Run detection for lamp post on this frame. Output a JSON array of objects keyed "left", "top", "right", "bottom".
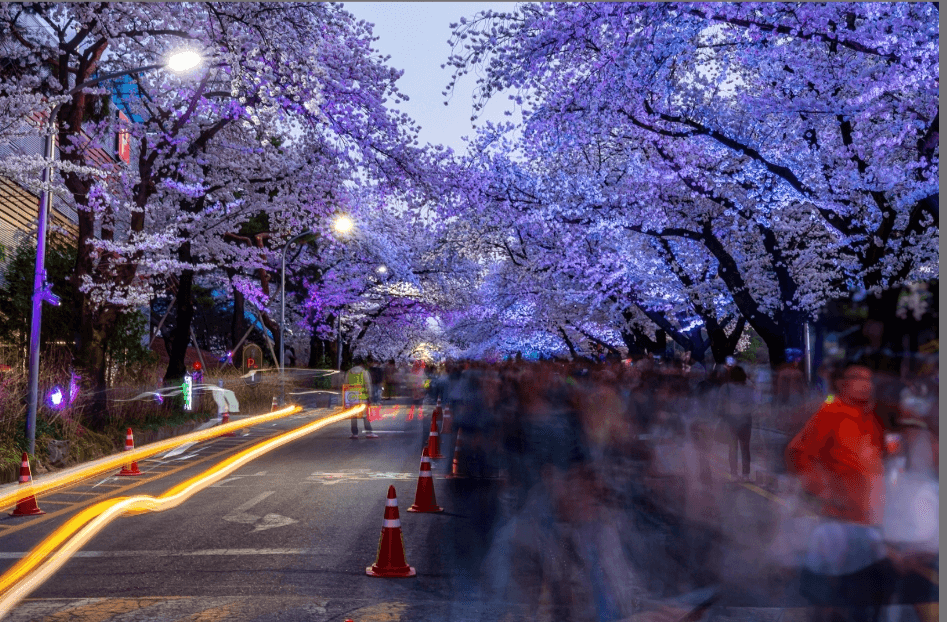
[
  {"left": 26, "top": 52, "right": 202, "bottom": 455},
  {"left": 278, "top": 214, "right": 353, "bottom": 405},
  {"left": 279, "top": 230, "right": 318, "bottom": 406},
  {"left": 332, "top": 215, "right": 353, "bottom": 373}
]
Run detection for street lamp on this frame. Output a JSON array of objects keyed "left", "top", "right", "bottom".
[
  {"left": 333, "top": 214, "right": 354, "bottom": 234},
  {"left": 25, "top": 51, "right": 203, "bottom": 455},
  {"left": 279, "top": 230, "right": 319, "bottom": 406},
  {"left": 332, "top": 215, "right": 354, "bottom": 370}
]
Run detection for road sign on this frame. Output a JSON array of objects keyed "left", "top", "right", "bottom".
[{"left": 243, "top": 344, "right": 263, "bottom": 386}]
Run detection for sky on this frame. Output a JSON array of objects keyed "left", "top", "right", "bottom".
[{"left": 341, "top": 2, "right": 520, "bottom": 155}]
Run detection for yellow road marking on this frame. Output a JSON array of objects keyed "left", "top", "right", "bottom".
[
  {"left": 36, "top": 597, "right": 170, "bottom": 622},
  {"left": 349, "top": 601, "right": 408, "bottom": 622},
  {"left": 708, "top": 454, "right": 793, "bottom": 508},
  {"left": 24, "top": 501, "right": 74, "bottom": 506},
  {"left": 45, "top": 491, "right": 102, "bottom": 496},
  {"left": 175, "top": 600, "right": 244, "bottom": 622}
]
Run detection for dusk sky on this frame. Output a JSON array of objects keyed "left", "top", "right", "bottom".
[{"left": 342, "top": 2, "right": 520, "bottom": 155}]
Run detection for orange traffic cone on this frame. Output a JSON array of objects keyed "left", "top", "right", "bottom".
[
  {"left": 441, "top": 404, "right": 453, "bottom": 435},
  {"left": 408, "top": 447, "right": 443, "bottom": 513},
  {"left": 271, "top": 396, "right": 278, "bottom": 411},
  {"left": 446, "top": 429, "right": 467, "bottom": 479},
  {"left": 9, "top": 453, "right": 44, "bottom": 516},
  {"left": 366, "top": 485, "right": 416, "bottom": 578},
  {"left": 426, "top": 417, "right": 443, "bottom": 459},
  {"left": 220, "top": 408, "right": 236, "bottom": 437},
  {"left": 432, "top": 399, "right": 442, "bottom": 429},
  {"left": 117, "top": 428, "right": 142, "bottom": 476}
]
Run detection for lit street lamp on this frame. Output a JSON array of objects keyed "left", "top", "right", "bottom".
[
  {"left": 26, "top": 51, "right": 202, "bottom": 455},
  {"left": 332, "top": 215, "right": 353, "bottom": 371}
]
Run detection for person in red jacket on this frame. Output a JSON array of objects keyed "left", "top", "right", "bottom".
[{"left": 786, "top": 363, "right": 897, "bottom": 622}]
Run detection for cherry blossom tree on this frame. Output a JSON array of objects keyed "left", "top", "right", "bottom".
[
  {"left": 442, "top": 2, "right": 938, "bottom": 365},
  {"left": 0, "top": 3, "right": 440, "bottom": 418}
]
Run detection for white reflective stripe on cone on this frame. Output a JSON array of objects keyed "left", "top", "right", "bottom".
[
  {"left": 421, "top": 457, "right": 431, "bottom": 464},
  {"left": 383, "top": 519, "right": 401, "bottom": 528},
  {"left": 419, "top": 472, "right": 432, "bottom": 478},
  {"left": 386, "top": 498, "right": 398, "bottom": 507},
  {"left": 430, "top": 432, "right": 438, "bottom": 437}
]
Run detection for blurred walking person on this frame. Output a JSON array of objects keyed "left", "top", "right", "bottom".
[
  {"left": 717, "top": 365, "right": 756, "bottom": 481},
  {"left": 786, "top": 363, "right": 897, "bottom": 622}
]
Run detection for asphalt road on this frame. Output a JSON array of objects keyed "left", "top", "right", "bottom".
[{"left": 0, "top": 397, "right": 862, "bottom": 622}]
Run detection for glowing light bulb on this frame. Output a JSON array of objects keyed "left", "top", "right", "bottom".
[
  {"left": 168, "top": 50, "right": 202, "bottom": 73},
  {"left": 333, "top": 215, "right": 354, "bottom": 234}
]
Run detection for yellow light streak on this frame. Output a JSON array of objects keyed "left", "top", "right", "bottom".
[
  {"left": 0, "top": 405, "right": 364, "bottom": 619},
  {"left": 0, "top": 405, "right": 305, "bottom": 512}
]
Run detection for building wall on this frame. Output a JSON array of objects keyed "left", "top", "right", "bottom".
[{"left": 0, "top": 176, "right": 78, "bottom": 256}]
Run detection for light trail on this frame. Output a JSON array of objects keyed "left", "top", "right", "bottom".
[
  {"left": 0, "top": 404, "right": 364, "bottom": 619},
  {"left": 0, "top": 405, "right": 305, "bottom": 511}
]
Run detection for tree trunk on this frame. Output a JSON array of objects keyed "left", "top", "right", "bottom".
[
  {"left": 78, "top": 308, "right": 115, "bottom": 428},
  {"left": 708, "top": 316, "right": 747, "bottom": 364},
  {"left": 655, "top": 329, "right": 667, "bottom": 356},
  {"left": 308, "top": 331, "right": 327, "bottom": 368},
  {"left": 164, "top": 266, "right": 194, "bottom": 384}
]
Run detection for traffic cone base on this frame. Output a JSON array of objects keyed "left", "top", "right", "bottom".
[
  {"left": 366, "top": 564, "right": 416, "bottom": 578},
  {"left": 366, "top": 486, "right": 416, "bottom": 578},
  {"left": 408, "top": 447, "right": 443, "bottom": 513},
  {"left": 10, "top": 453, "right": 45, "bottom": 516},
  {"left": 10, "top": 493, "right": 44, "bottom": 516},
  {"left": 117, "top": 428, "right": 142, "bottom": 476}
]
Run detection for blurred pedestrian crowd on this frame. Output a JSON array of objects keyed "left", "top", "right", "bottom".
[{"left": 363, "top": 352, "right": 938, "bottom": 622}]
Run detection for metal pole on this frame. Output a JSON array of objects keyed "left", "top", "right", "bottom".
[
  {"left": 26, "top": 113, "right": 60, "bottom": 456},
  {"left": 803, "top": 322, "right": 813, "bottom": 385},
  {"left": 279, "top": 231, "right": 316, "bottom": 406},
  {"left": 280, "top": 242, "right": 287, "bottom": 406},
  {"left": 336, "top": 311, "right": 342, "bottom": 371},
  {"left": 26, "top": 62, "right": 202, "bottom": 454}
]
